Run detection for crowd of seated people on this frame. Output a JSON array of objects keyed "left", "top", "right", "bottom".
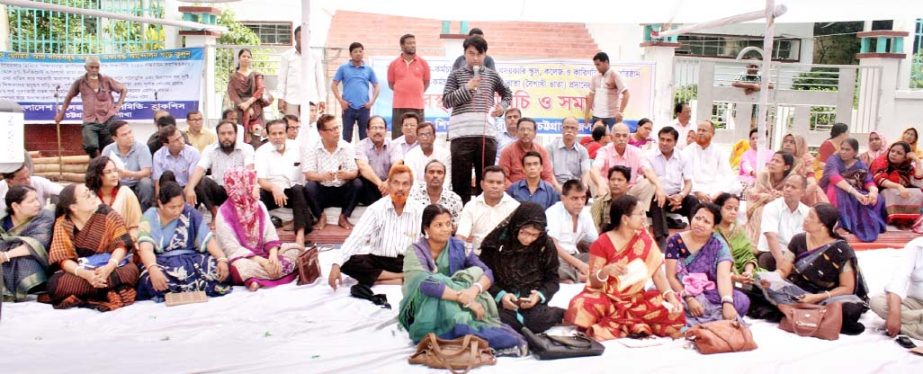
[{"left": 3, "top": 40, "right": 922, "bottom": 365}]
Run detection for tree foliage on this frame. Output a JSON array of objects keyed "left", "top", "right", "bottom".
[{"left": 812, "top": 22, "right": 863, "bottom": 65}]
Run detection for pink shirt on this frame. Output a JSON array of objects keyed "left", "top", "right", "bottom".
[
  {"left": 66, "top": 74, "right": 125, "bottom": 123},
  {"left": 387, "top": 55, "right": 430, "bottom": 109},
  {"left": 592, "top": 143, "right": 650, "bottom": 185}
]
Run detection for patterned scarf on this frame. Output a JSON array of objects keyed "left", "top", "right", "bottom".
[{"left": 222, "top": 168, "right": 261, "bottom": 248}]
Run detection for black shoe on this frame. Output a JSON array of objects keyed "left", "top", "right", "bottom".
[
  {"left": 270, "top": 216, "right": 283, "bottom": 228},
  {"left": 841, "top": 321, "right": 865, "bottom": 335},
  {"left": 350, "top": 284, "right": 391, "bottom": 309}
]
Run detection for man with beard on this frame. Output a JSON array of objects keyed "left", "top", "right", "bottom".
[
  {"left": 683, "top": 120, "right": 742, "bottom": 202},
  {"left": 256, "top": 119, "right": 312, "bottom": 245},
  {"left": 55, "top": 56, "right": 127, "bottom": 157},
  {"left": 328, "top": 164, "right": 421, "bottom": 292},
  {"left": 408, "top": 160, "right": 463, "bottom": 224},
  {"left": 387, "top": 33, "right": 430, "bottom": 140},
  {"left": 184, "top": 120, "right": 255, "bottom": 221}
]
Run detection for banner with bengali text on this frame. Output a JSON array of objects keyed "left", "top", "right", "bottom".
[
  {"left": 370, "top": 57, "right": 654, "bottom": 135},
  {"left": 0, "top": 48, "right": 204, "bottom": 123}
]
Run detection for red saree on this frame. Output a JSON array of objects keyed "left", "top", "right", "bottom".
[{"left": 564, "top": 230, "right": 684, "bottom": 340}]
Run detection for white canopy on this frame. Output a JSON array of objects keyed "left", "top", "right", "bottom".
[{"left": 325, "top": 0, "right": 923, "bottom": 23}]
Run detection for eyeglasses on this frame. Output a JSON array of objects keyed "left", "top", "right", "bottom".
[
  {"left": 322, "top": 125, "right": 341, "bottom": 132},
  {"left": 417, "top": 132, "right": 434, "bottom": 138}
]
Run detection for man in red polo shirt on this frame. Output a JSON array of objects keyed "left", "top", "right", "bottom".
[
  {"left": 55, "top": 55, "right": 128, "bottom": 157},
  {"left": 387, "top": 34, "right": 430, "bottom": 139}
]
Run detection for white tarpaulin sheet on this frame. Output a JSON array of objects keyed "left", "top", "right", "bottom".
[{"left": 3, "top": 248, "right": 923, "bottom": 373}]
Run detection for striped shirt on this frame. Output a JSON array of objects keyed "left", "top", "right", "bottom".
[
  {"left": 335, "top": 196, "right": 422, "bottom": 266},
  {"left": 442, "top": 66, "right": 512, "bottom": 140}
]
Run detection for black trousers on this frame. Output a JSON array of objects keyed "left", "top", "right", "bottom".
[
  {"left": 450, "top": 136, "right": 497, "bottom": 204},
  {"left": 357, "top": 176, "right": 383, "bottom": 206},
  {"left": 498, "top": 304, "right": 566, "bottom": 334},
  {"left": 304, "top": 179, "right": 361, "bottom": 218},
  {"left": 650, "top": 194, "right": 699, "bottom": 242},
  {"left": 259, "top": 184, "right": 311, "bottom": 232},
  {"left": 192, "top": 177, "right": 227, "bottom": 211},
  {"left": 341, "top": 254, "right": 403, "bottom": 286}
]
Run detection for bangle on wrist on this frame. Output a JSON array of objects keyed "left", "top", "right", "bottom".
[
  {"left": 455, "top": 290, "right": 463, "bottom": 302},
  {"left": 721, "top": 295, "right": 734, "bottom": 304},
  {"left": 218, "top": 257, "right": 228, "bottom": 263},
  {"left": 473, "top": 283, "right": 484, "bottom": 294},
  {"left": 463, "top": 301, "right": 473, "bottom": 308},
  {"left": 662, "top": 289, "right": 675, "bottom": 298},
  {"left": 824, "top": 291, "right": 832, "bottom": 300},
  {"left": 594, "top": 269, "right": 608, "bottom": 282},
  {"left": 74, "top": 267, "right": 82, "bottom": 277}
]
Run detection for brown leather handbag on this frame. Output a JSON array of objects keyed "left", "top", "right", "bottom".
[
  {"left": 296, "top": 246, "right": 321, "bottom": 286},
  {"left": 778, "top": 302, "right": 843, "bottom": 340},
  {"left": 685, "top": 319, "right": 758, "bottom": 354},
  {"left": 408, "top": 333, "right": 496, "bottom": 373}
]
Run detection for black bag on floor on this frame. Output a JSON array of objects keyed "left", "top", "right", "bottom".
[{"left": 521, "top": 327, "right": 605, "bottom": 360}]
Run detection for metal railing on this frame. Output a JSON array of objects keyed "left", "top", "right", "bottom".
[{"left": 7, "top": 0, "right": 165, "bottom": 54}]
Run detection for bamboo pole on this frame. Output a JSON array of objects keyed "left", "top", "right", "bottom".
[{"left": 32, "top": 155, "right": 91, "bottom": 164}]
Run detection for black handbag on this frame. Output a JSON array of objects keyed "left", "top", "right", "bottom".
[{"left": 521, "top": 328, "right": 605, "bottom": 360}]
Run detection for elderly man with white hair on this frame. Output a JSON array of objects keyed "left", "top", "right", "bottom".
[
  {"left": 592, "top": 122, "right": 667, "bottom": 215},
  {"left": 55, "top": 55, "right": 128, "bottom": 157},
  {"left": 683, "top": 120, "right": 742, "bottom": 202}
]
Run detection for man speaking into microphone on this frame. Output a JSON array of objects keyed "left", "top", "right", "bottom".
[
  {"left": 55, "top": 56, "right": 128, "bottom": 157},
  {"left": 442, "top": 35, "right": 512, "bottom": 204}
]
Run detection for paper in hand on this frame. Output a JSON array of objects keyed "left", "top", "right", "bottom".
[{"left": 617, "top": 259, "right": 648, "bottom": 291}]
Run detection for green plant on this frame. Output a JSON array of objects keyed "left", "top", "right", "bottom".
[{"left": 912, "top": 53, "right": 923, "bottom": 89}]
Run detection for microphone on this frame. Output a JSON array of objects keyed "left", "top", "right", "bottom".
[{"left": 472, "top": 65, "right": 480, "bottom": 92}]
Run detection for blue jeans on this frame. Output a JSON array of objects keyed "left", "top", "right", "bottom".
[{"left": 342, "top": 107, "right": 370, "bottom": 142}]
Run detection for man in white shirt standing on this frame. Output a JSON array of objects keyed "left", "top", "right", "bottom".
[
  {"left": 683, "top": 120, "right": 742, "bottom": 202},
  {"left": 584, "top": 52, "right": 630, "bottom": 129},
  {"left": 545, "top": 180, "right": 598, "bottom": 283},
  {"left": 278, "top": 26, "right": 326, "bottom": 117},
  {"left": 328, "top": 165, "right": 420, "bottom": 291},
  {"left": 256, "top": 119, "right": 312, "bottom": 245},
  {"left": 757, "top": 174, "right": 809, "bottom": 271},
  {"left": 456, "top": 166, "right": 520, "bottom": 254}
]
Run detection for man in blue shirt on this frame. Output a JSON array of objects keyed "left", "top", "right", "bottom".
[
  {"left": 506, "top": 151, "right": 559, "bottom": 210},
  {"left": 332, "top": 42, "right": 380, "bottom": 142}
]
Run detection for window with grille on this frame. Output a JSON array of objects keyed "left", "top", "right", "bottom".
[{"left": 241, "top": 22, "right": 293, "bottom": 46}]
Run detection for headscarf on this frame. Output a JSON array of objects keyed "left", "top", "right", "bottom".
[
  {"left": 477, "top": 202, "right": 559, "bottom": 297},
  {"left": 784, "top": 133, "right": 813, "bottom": 178},
  {"left": 861, "top": 131, "right": 887, "bottom": 164},
  {"left": 902, "top": 127, "right": 923, "bottom": 158},
  {"left": 479, "top": 202, "right": 549, "bottom": 254},
  {"left": 222, "top": 167, "right": 261, "bottom": 247}
]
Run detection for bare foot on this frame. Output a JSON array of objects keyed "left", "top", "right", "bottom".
[
  {"left": 338, "top": 214, "right": 353, "bottom": 230},
  {"left": 313, "top": 218, "right": 327, "bottom": 231},
  {"left": 248, "top": 282, "right": 262, "bottom": 292}
]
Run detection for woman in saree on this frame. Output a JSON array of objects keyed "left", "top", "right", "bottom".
[
  {"left": 819, "top": 137, "right": 886, "bottom": 242},
  {"left": 479, "top": 202, "right": 565, "bottom": 334},
  {"left": 814, "top": 122, "right": 849, "bottom": 179},
  {"left": 86, "top": 156, "right": 142, "bottom": 242},
  {"left": 46, "top": 184, "right": 139, "bottom": 311},
  {"left": 745, "top": 151, "right": 794, "bottom": 241},
  {"left": 738, "top": 128, "right": 773, "bottom": 189},
  {"left": 665, "top": 203, "right": 750, "bottom": 326},
  {"left": 214, "top": 168, "right": 299, "bottom": 291},
  {"left": 227, "top": 48, "right": 269, "bottom": 148},
  {"left": 781, "top": 133, "right": 826, "bottom": 206},
  {"left": 136, "top": 182, "right": 232, "bottom": 302},
  {"left": 872, "top": 141, "right": 923, "bottom": 227},
  {"left": 399, "top": 204, "right": 527, "bottom": 356},
  {"left": 901, "top": 127, "right": 923, "bottom": 159},
  {"left": 859, "top": 131, "right": 887, "bottom": 166},
  {"left": 751, "top": 203, "right": 869, "bottom": 335},
  {"left": 1, "top": 185, "right": 54, "bottom": 301},
  {"left": 714, "top": 193, "right": 762, "bottom": 285},
  {"left": 628, "top": 118, "right": 655, "bottom": 150},
  {"left": 565, "top": 195, "right": 685, "bottom": 340}
]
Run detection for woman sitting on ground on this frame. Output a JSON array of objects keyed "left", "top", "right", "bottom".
[
  {"left": 745, "top": 151, "right": 794, "bottom": 241},
  {"left": 780, "top": 133, "right": 826, "bottom": 205},
  {"left": 714, "top": 193, "right": 762, "bottom": 286},
  {"left": 214, "top": 168, "right": 299, "bottom": 291},
  {"left": 86, "top": 155, "right": 142, "bottom": 242},
  {"left": 479, "top": 202, "right": 566, "bottom": 334},
  {"left": 815, "top": 122, "right": 850, "bottom": 178},
  {"left": 859, "top": 131, "right": 887, "bottom": 166},
  {"left": 901, "top": 127, "right": 923, "bottom": 159},
  {"left": 46, "top": 184, "right": 139, "bottom": 311},
  {"left": 665, "top": 203, "right": 750, "bottom": 326},
  {"left": 628, "top": 118, "right": 655, "bottom": 151},
  {"left": 750, "top": 203, "right": 869, "bottom": 335},
  {"left": 565, "top": 195, "right": 685, "bottom": 340},
  {"left": 738, "top": 128, "right": 773, "bottom": 189},
  {"left": 0, "top": 185, "right": 54, "bottom": 301},
  {"left": 871, "top": 141, "right": 923, "bottom": 228},
  {"left": 819, "top": 137, "right": 885, "bottom": 242},
  {"left": 136, "top": 181, "right": 232, "bottom": 302},
  {"left": 399, "top": 204, "right": 527, "bottom": 356},
  {"left": 871, "top": 237, "right": 923, "bottom": 340}
]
